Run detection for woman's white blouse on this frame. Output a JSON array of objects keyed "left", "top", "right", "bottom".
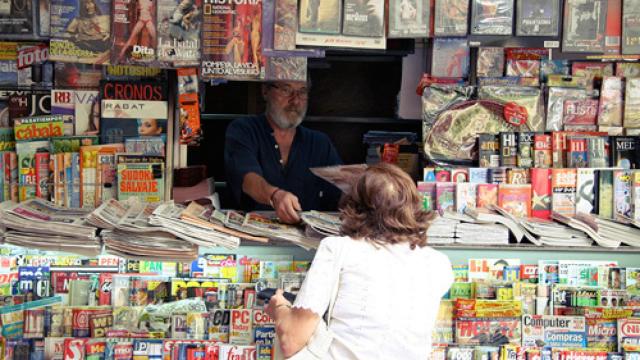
[{"left": 293, "top": 236, "right": 454, "bottom": 360}]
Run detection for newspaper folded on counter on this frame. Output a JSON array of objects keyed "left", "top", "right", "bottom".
[
  {"left": 0, "top": 199, "right": 97, "bottom": 240},
  {"left": 150, "top": 202, "right": 241, "bottom": 249},
  {"left": 242, "top": 213, "right": 319, "bottom": 250}
]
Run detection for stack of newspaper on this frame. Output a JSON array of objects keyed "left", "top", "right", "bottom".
[
  {"left": 552, "top": 212, "right": 621, "bottom": 248},
  {"left": 519, "top": 217, "right": 592, "bottom": 247},
  {"left": 301, "top": 211, "right": 341, "bottom": 237},
  {"left": 0, "top": 199, "right": 100, "bottom": 256},
  {"left": 241, "top": 213, "right": 319, "bottom": 250},
  {"left": 427, "top": 215, "right": 458, "bottom": 244},
  {"left": 88, "top": 199, "right": 199, "bottom": 260},
  {"left": 455, "top": 223, "right": 510, "bottom": 245},
  {"left": 575, "top": 212, "right": 640, "bottom": 247},
  {"left": 464, "top": 207, "right": 526, "bottom": 243},
  {"left": 149, "top": 202, "right": 241, "bottom": 249},
  {"left": 210, "top": 210, "right": 269, "bottom": 242},
  {"left": 180, "top": 202, "right": 268, "bottom": 243}
]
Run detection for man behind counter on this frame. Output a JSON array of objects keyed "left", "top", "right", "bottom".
[{"left": 224, "top": 80, "right": 343, "bottom": 224}]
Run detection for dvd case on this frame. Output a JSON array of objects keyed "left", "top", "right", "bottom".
[
  {"left": 470, "top": 0, "right": 514, "bottom": 35},
  {"left": 622, "top": 0, "right": 640, "bottom": 55},
  {"left": 431, "top": 38, "right": 469, "bottom": 78},
  {"left": 433, "top": 0, "right": 468, "bottom": 36},
  {"left": 477, "top": 47, "right": 504, "bottom": 77},
  {"left": 388, "top": 0, "right": 429, "bottom": 38},
  {"left": 562, "top": 0, "right": 608, "bottom": 53},
  {"left": 298, "top": 0, "right": 341, "bottom": 34},
  {"left": 515, "top": 0, "right": 559, "bottom": 36},
  {"left": 342, "top": 0, "right": 384, "bottom": 37}
]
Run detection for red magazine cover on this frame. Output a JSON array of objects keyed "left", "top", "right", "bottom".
[
  {"left": 498, "top": 184, "right": 532, "bottom": 218},
  {"left": 563, "top": 99, "right": 599, "bottom": 126},
  {"left": 531, "top": 168, "right": 552, "bottom": 219},
  {"left": 533, "top": 134, "right": 552, "bottom": 168},
  {"left": 63, "top": 338, "right": 88, "bottom": 360}
]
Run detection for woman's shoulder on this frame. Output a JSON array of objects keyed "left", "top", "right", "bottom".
[{"left": 415, "top": 246, "right": 452, "bottom": 267}]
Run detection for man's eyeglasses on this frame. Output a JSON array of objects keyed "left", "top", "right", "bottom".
[{"left": 269, "top": 84, "right": 309, "bottom": 99}]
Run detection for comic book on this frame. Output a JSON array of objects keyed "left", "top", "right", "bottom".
[
  {"left": 470, "top": 0, "right": 514, "bottom": 35},
  {"left": 0, "top": 0, "right": 35, "bottom": 37},
  {"left": 49, "top": 0, "right": 111, "bottom": 64},
  {"left": 622, "top": 0, "right": 640, "bottom": 55},
  {"left": 388, "top": 0, "right": 428, "bottom": 38},
  {"left": 433, "top": 0, "right": 468, "bottom": 36},
  {"left": 111, "top": 0, "right": 157, "bottom": 64},
  {"left": 100, "top": 99, "right": 168, "bottom": 144},
  {"left": 431, "top": 38, "right": 469, "bottom": 78},
  {"left": 562, "top": 0, "right": 608, "bottom": 53},
  {"left": 157, "top": 0, "right": 201, "bottom": 63},
  {"left": 298, "top": 0, "right": 340, "bottom": 33},
  {"left": 342, "top": 0, "right": 384, "bottom": 37},
  {"left": 516, "top": 0, "right": 559, "bottom": 36},
  {"left": 201, "top": 0, "right": 264, "bottom": 80},
  {"left": 476, "top": 47, "right": 504, "bottom": 78}
]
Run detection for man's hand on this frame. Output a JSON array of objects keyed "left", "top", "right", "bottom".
[{"left": 272, "top": 189, "right": 301, "bottom": 224}]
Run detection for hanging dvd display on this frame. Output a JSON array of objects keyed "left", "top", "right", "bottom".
[
  {"left": 388, "top": 0, "right": 429, "bottom": 38},
  {"left": 562, "top": 0, "right": 608, "bottom": 53},
  {"left": 433, "top": 0, "right": 469, "bottom": 36},
  {"left": 298, "top": 0, "right": 341, "bottom": 34},
  {"left": 470, "top": 0, "right": 514, "bottom": 35},
  {"left": 515, "top": 0, "right": 560, "bottom": 36},
  {"left": 622, "top": 0, "right": 640, "bottom": 55},
  {"left": 431, "top": 38, "right": 470, "bottom": 78}
]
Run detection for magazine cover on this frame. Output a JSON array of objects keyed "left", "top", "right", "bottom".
[
  {"left": 100, "top": 99, "right": 168, "bottom": 144},
  {"left": 49, "top": 0, "right": 111, "bottom": 64},
  {"left": 342, "top": 0, "right": 384, "bottom": 37},
  {"left": 477, "top": 47, "right": 504, "bottom": 78},
  {"left": 0, "top": 0, "right": 35, "bottom": 37},
  {"left": 598, "top": 76, "right": 623, "bottom": 127},
  {"left": 13, "top": 115, "right": 65, "bottom": 142},
  {"left": 562, "top": 0, "right": 608, "bottom": 53},
  {"left": 576, "top": 168, "right": 596, "bottom": 214},
  {"left": 298, "top": 0, "right": 340, "bottom": 33},
  {"left": 431, "top": 38, "right": 469, "bottom": 78},
  {"left": 551, "top": 168, "right": 577, "bottom": 217},
  {"left": 522, "top": 315, "right": 587, "bottom": 348},
  {"left": 54, "top": 62, "right": 103, "bottom": 89},
  {"left": 157, "top": 0, "right": 201, "bottom": 62},
  {"left": 433, "top": 0, "right": 468, "bottom": 36},
  {"left": 622, "top": 0, "right": 640, "bottom": 55},
  {"left": 388, "top": 0, "right": 429, "bottom": 38},
  {"left": 531, "top": 168, "right": 551, "bottom": 219},
  {"left": 516, "top": 0, "right": 559, "bottom": 36},
  {"left": 73, "top": 90, "right": 100, "bottom": 135},
  {"left": 455, "top": 318, "right": 521, "bottom": 346},
  {"left": 111, "top": 0, "right": 157, "bottom": 64},
  {"left": 201, "top": 0, "right": 264, "bottom": 80},
  {"left": 176, "top": 67, "right": 202, "bottom": 145},
  {"left": 470, "top": 0, "right": 514, "bottom": 35},
  {"left": 274, "top": 0, "right": 297, "bottom": 50},
  {"left": 16, "top": 140, "right": 49, "bottom": 202},
  {"left": 51, "top": 90, "right": 76, "bottom": 135}
]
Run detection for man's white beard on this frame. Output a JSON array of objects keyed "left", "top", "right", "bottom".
[{"left": 267, "top": 103, "right": 306, "bottom": 130}]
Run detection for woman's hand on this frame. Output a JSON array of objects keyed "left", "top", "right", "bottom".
[{"left": 265, "top": 288, "right": 292, "bottom": 319}]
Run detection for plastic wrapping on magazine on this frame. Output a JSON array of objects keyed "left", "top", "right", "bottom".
[
  {"left": 421, "top": 84, "right": 474, "bottom": 143},
  {"left": 139, "top": 297, "right": 207, "bottom": 331},
  {"left": 477, "top": 86, "right": 545, "bottom": 132},
  {"left": 424, "top": 100, "right": 515, "bottom": 166}
]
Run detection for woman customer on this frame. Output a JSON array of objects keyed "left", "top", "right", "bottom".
[{"left": 265, "top": 162, "right": 454, "bottom": 359}]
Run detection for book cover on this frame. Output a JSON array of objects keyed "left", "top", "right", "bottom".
[
  {"left": 111, "top": 0, "right": 158, "bottom": 64},
  {"left": 576, "top": 168, "right": 596, "bottom": 214},
  {"left": 498, "top": 184, "right": 531, "bottom": 218},
  {"left": 455, "top": 182, "right": 477, "bottom": 213},
  {"left": 625, "top": 79, "right": 640, "bottom": 129},
  {"left": 515, "top": 0, "right": 560, "bottom": 36},
  {"left": 598, "top": 77, "right": 623, "bottom": 127},
  {"left": 566, "top": 136, "right": 588, "bottom": 168},
  {"left": 388, "top": 0, "right": 428, "bottom": 38},
  {"left": 116, "top": 162, "right": 165, "bottom": 203},
  {"left": 598, "top": 169, "right": 614, "bottom": 219},
  {"left": 433, "top": 0, "right": 468, "bottom": 36},
  {"left": 157, "top": 0, "right": 201, "bottom": 63},
  {"left": 562, "top": 0, "right": 607, "bottom": 53},
  {"left": 417, "top": 181, "right": 436, "bottom": 211},
  {"left": 470, "top": 0, "right": 514, "bottom": 35},
  {"left": 622, "top": 0, "right": 640, "bottom": 55},
  {"left": 200, "top": 0, "right": 265, "bottom": 80},
  {"left": 552, "top": 168, "right": 577, "bottom": 216},
  {"left": 435, "top": 167, "right": 451, "bottom": 182},
  {"left": 533, "top": 133, "right": 552, "bottom": 168},
  {"left": 298, "top": 0, "right": 341, "bottom": 33},
  {"left": 506, "top": 168, "right": 529, "bottom": 184},
  {"left": 499, "top": 132, "right": 518, "bottom": 167},
  {"left": 479, "top": 133, "right": 500, "bottom": 168},
  {"left": 489, "top": 167, "right": 507, "bottom": 184},
  {"left": 49, "top": 0, "right": 111, "bottom": 64},
  {"left": 435, "top": 182, "right": 455, "bottom": 211},
  {"left": 342, "top": 0, "right": 384, "bottom": 37},
  {"left": 34, "top": 151, "right": 49, "bottom": 199},
  {"left": 16, "top": 140, "right": 49, "bottom": 202},
  {"left": 476, "top": 183, "right": 498, "bottom": 209},
  {"left": 476, "top": 47, "right": 504, "bottom": 78},
  {"left": 611, "top": 136, "right": 638, "bottom": 169},
  {"left": 430, "top": 38, "right": 469, "bottom": 78},
  {"left": 0, "top": 0, "right": 35, "bottom": 36},
  {"left": 587, "top": 137, "right": 607, "bottom": 168},
  {"left": 613, "top": 169, "right": 632, "bottom": 220},
  {"left": 531, "top": 168, "right": 552, "bottom": 219},
  {"left": 51, "top": 90, "right": 75, "bottom": 136},
  {"left": 100, "top": 100, "right": 168, "bottom": 144},
  {"left": 517, "top": 132, "right": 534, "bottom": 168},
  {"left": 468, "top": 168, "right": 489, "bottom": 183},
  {"left": 450, "top": 168, "right": 468, "bottom": 183}
]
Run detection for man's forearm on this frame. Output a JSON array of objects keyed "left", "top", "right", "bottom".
[{"left": 242, "top": 172, "right": 278, "bottom": 205}]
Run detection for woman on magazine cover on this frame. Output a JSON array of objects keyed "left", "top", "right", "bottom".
[{"left": 266, "top": 163, "right": 454, "bottom": 359}]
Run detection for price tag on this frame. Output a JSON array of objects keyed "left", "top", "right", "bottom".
[{"left": 544, "top": 41, "right": 560, "bottom": 48}]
